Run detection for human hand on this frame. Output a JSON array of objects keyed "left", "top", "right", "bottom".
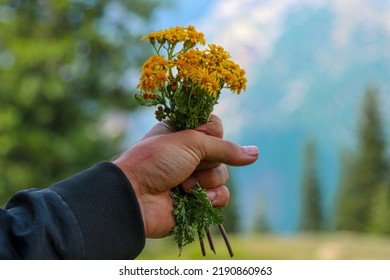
[
  {"left": 141, "top": 115, "right": 233, "bottom": 206},
  {"left": 113, "top": 115, "right": 259, "bottom": 238}
]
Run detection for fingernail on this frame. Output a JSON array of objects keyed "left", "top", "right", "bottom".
[
  {"left": 207, "top": 190, "right": 217, "bottom": 201},
  {"left": 243, "top": 145, "right": 259, "bottom": 157}
]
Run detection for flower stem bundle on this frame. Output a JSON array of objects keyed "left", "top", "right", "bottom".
[{"left": 135, "top": 25, "right": 247, "bottom": 256}]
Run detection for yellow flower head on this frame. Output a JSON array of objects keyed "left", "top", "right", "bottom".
[
  {"left": 172, "top": 44, "right": 246, "bottom": 96},
  {"left": 141, "top": 25, "right": 206, "bottom": 46},
  {"left": 137, "top": 55, "right": 170, "bottom": 93}
]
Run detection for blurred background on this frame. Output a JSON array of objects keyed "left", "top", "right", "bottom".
[{"left": 1, "top": 0, "right": 390, "bottom": 259}]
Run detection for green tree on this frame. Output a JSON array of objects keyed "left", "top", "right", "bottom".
[
  {"left": 300, "top": 139, "right": 323, "bottom": 231},
  {"left": 335, "top": 150, "right": 359, "bottom": 230},
  {"left": 368, "top": 182, "right": 390, "bottom": 235},
  {"left": 0, "top": 0, "right": 167, "bottom": 205},
  {"left": 336, "top": 87, "right": 389, "bottom": 232},
  {"left": 253, "top": 199, "right": 271, "bottom": 233}
]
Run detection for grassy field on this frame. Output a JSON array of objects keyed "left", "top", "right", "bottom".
[{"left": 137, "top": 232, "right": 390, "bottom": 260}]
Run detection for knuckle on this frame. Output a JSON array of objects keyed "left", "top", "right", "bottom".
[
  {"left": 221, "top": 164, "right": 229, "bottom": 181},
  {"left": 181, "top": 130, "right": 206, "bottom": 159}
]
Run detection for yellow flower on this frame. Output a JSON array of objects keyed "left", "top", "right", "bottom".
[
  {"left": 206, "top": 44, "right": 231, "bottom": 63},
  {"left": 175, "top": 58, "right": 186, "bottom": 69},
  {"left": 137, "top": 55, "right": 172, "bottom": 93},
  {"left": 196, "top": 69, "right": 208, "bottom": 87},
  {"left": 141, "top": 25, "right": 206, "bottom": 47},
  {"left": 185, "top": 25, "right": 206, "bottom": 47},
  {"left": 206, "top": 76, "right": 222, "bottom": 98},
  {"left": 175, "top": 50, "right": 202, "bottom": 80},
  {"left": 137, "top": 77, "right": 155, "bottom": 92},
  {"left": 155, "top": 70, "right": 169, "bottom": 88},
  {"left": 141, "top": 55, "right": 169, "bottom": 71},
  {"left": 144, "top": 68, "right": 154, "bottom": 77}
]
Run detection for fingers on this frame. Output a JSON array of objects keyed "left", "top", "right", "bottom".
[
  {"left": 143, "top": 114, "right": 223, "bottom": 141},
  {"left": 197, "top": 164, "right": 228, "bottom": 188},
  {"left": 181, "top": 164, "right": 230, "bottom": 207},
  {"left": 181, "top": 179, "right": 230, "bottom": 207},
  {"left": 142, "top": 121, "right": 174, "bottom": 139},
  {"left": 144, "top": 114, "right": 223, "bottom": 141},
  {"left": 182, "top": 164, "right": 228, "bottom": 192},
  {"left": 206, "top": 185, "right": 230, "bottom": 207}
]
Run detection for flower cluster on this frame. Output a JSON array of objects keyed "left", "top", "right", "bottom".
[
  {"left": 136, "top": 25, "right": 247, "bottom": 130},
  {"left": 176, "top": 44, "right": 247, "bottom": 96},
  {"left": 137, "top": 55, "right": 171, "bottom": 97}
]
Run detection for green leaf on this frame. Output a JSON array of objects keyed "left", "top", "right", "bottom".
[{"left": 171, "top": 184, "right": 224, "bottom": 255}]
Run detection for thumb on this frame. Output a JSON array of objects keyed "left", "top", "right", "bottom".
[{"left": 186, "top": 131, "right": 259, "bottom": 166}]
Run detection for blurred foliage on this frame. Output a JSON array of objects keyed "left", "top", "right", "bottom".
[
  {"left": 336, "top": 87, "right": 390, "bottom": 233},
  {"left": 300, "top": 139, "right": 324, "bottom": 231},
  {"left": 251, "top": 190, "right": 270, "bottom": 234},
  {"left": 0, "top": 0, "right": 168, "bottom": 205},
  {"left": 253, "top": 211, "right": 271, "bottom": 234}
]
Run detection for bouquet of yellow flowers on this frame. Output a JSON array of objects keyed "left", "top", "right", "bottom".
[{"left": 135, "top": 25, "right": 247, "bottom": 256}]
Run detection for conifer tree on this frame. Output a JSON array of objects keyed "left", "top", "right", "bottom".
[
  {"left": 336, "top": 87, "right": 389, "bottom": 232},
  {"left": 300, "top": 139, "right": 323, "bottom": 231}
]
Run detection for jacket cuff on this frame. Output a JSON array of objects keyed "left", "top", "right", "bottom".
[{"left": 50, "top": 162, "right": 145, "bottom": 259}]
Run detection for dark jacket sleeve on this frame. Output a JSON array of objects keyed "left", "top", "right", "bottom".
[{"left": 0, "top": 162, "right": 145, "bottom": 260}]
